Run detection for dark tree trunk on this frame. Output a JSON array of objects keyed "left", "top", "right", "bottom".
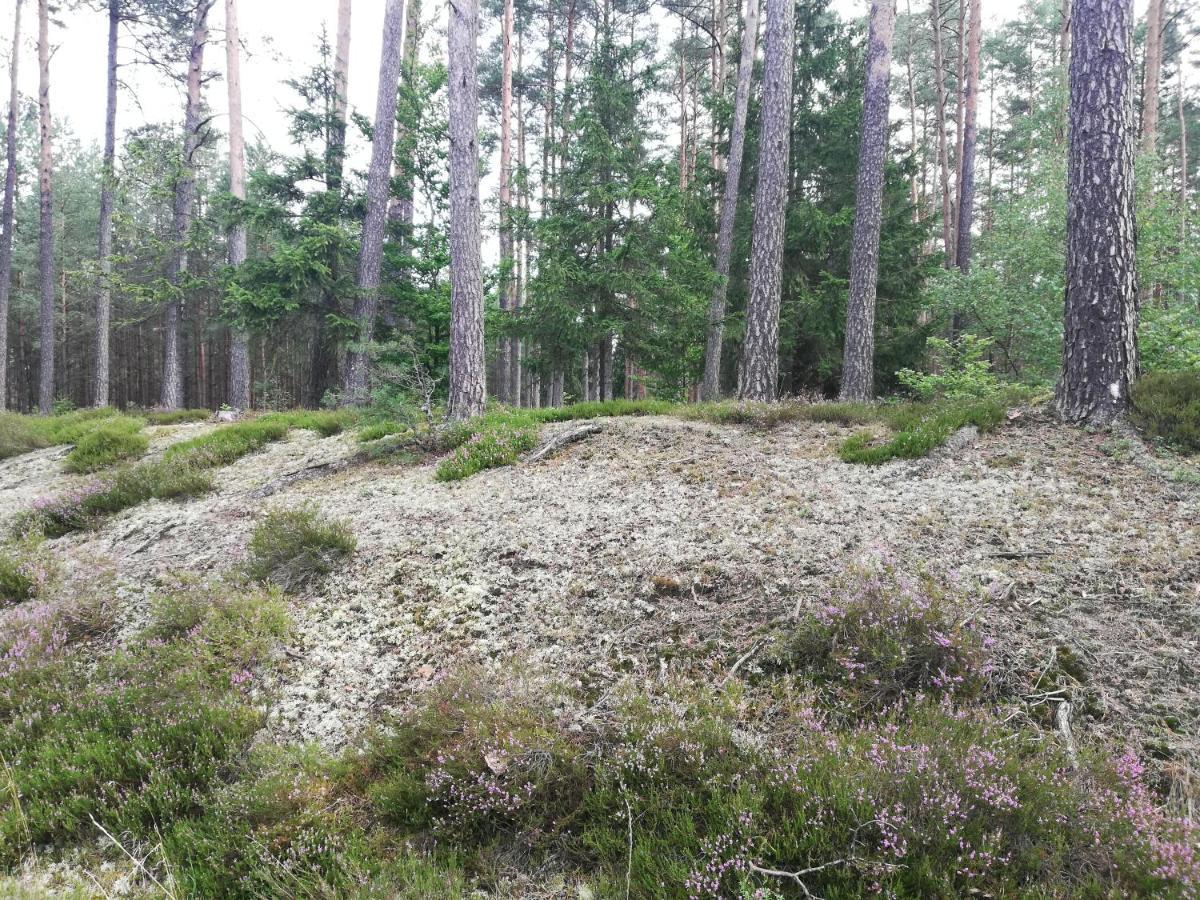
[
  {"left": 226, "top": 0, "right": 251, "bottom": 410},
  {"left": 839, "top": 0, "right": 896, "bottom": 402},
  {"left": 343, "top": 0, "right": 407, "bottom": 405},
  {"left": 447, "top": 0, "right": 485, "bottom": 421},
  {"left": 37, "top": 0, "right": 53, "bottom": 415},
  {"left": 953, "top": 0, "right": 980, "bottom": 271},
  {"left": 0, "top": 0, "right": 21, "bottom": 410},
  {"left": 1055, "top": 0, "right": 1137, "bottom": 425},
  {"left": 736, "top": 0, "right": 794, "bottom": 403},
  {"left": 701, "top": 0, "right": 760, "bottom": 401},
  {"left": 93, "top": 0, "right": 118, "bottom": 407},
  {"left": 162, "top": 2, "right": 212, "bottom": 410}
]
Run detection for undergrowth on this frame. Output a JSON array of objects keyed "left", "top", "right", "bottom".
[
  {"left": 63, "top": 419, "right": 149, "bottom": 473},
  {"left": 0, "top": 537, "right": 58, "bottom": 604},
  {"left": 837, "top": 397, "right": 1009, "bottom": 465},
  {"left": 0, "top": 408, "right": 142, "bottom": 462},
  {"left": 1131, "top": 371, "right": 1200, "bottom": 453},
  {"left": 244, "top": 505, "right": 356, "bottom": 591}
]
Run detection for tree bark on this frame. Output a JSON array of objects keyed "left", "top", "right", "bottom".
[
  {"left": 930, "top": 0, "right": 954, "bottom": 263},
  {"left": 389, "top": 0, "right": 421, "bottom": 232},
  {"left": 0, "top": 0, "right": 21, "bottom": 410},
  {"left": 37, "top": 0, "right": 53, "bottom": 414},
  {"left": 330, "top": 0, "right": 353, "bottom": 193},
  {"left": 1055, "top": 0, "right": 1137, "bottom": 425},
  {"left": 162, "top": 1, "right": 212, "bottom": 410},
  {"left": 954, "top": 0, "right": 980, "bottom": 271},
  {"left": 701, "top": 0, "right": 760, "bottom": 401},
  {"left": 497, "top": 0, "right": 514, "bottom": 403},
  {"left": 1140, "top": 0, "right": 1163, "bottom": 154},
  {"left": 92, "top": 0, "right": 118, "bottom": 407},
  {"left": 736, "top": 0, "right": 794, "bottom": 403},
  {"left": 1181, "top": 72, "right": 1189, "bottom": 245},
  {"left": 447, "top": 0, "right": 485, "bottom": 420},
  {"left": 225, "top": 0, "right": 251, "bottom": 410},
  {"left": 839, "top": 0, "right": 896, "bottom": 402},
  {"left": 342, "top": 0, "right": 407, "bottom": 405}
]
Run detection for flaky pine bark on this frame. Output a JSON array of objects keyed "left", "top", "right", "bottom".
[
  {"left": 1055, "top": 0, "right": 1137, "bottom": 425},
  {"left": 342, "top": 0, "right": 406, "bottom": 405},
  {"left": 700, "top": 0, "right": 760, "bottom": 401},
  {"left": 498, "top": 0, "right": 514, "bottom": 403},
  {"left": 225, "top": 0, "right": 250, "bottom": 410},
  {"left": 954, "top": 0, "right": 980, "bottom": 271},
  {"left": 930, "top": 0, "right": 954, "bottom": 263},
  {"left": 93, "top": 0, "right": 118, "bottom": 407},
  {"left": 736, "top": 0, "right": 793, "bottom": 403},
  {"left": 37, "top": 0, "right": 53, "bottom": 414},
  {"left": 839, "top": 0, "right": 896, "bottom": 402},
  {"left": 447, "top": 0, "right": 485, "bottom": 421},
  {"left": 0, "top": 0, "right": 21, "bottom": 410},
  {"left": 1141, "top": 0, "right": 1163, "bottom": 154},
  {"left": 161, "top": 1, "right": 212, "bottom": 410}
]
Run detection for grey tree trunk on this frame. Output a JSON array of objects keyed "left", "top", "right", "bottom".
[
  {"left": 447, "top": 0, "right": 485, "bottom": 421},
  {"left": 700, "top": 0, "right": 760, "bottom": 401},
  {"left": 1054, "top": 0, "right": 1137, "bottom": 425},
  {"left": 389, "top": 0, "right": 421, "bottom": 232},
  {"left": 954, "top": 0, "right": 981, "bottom": 271},
  {"left": 93, "top": 0, "right": 118, "bottom": 407},
  {"left": 1141, "top": 0, "right": 1163, "bottom": 154},
  {"left": 225, "top": 0, "right": 251, "bottom": 411},
  {"left": 736, "top": 0, "right": 794, "bottom": 403},
  {"left": 0, "top": 0, "right": 21, "bottom": 411},
  {"left": 330, "top": 0, "right": 352, "bottom": 192},
  {"left": 497, "top": 0, "right": 514, "bottom": 403},
  {"left": 930, "top": 0, "right": 954, "bottom": 263},
  {"left": 342, "top": 0, "right": 407, "bottom": 405},
  {"left": 37, "top": 0, "right": 54, "bottom": 415},
  {"left": 839, "top": 0, "right": 896, "bottom": 402},
  {"left": 161, "top": 1, "right": 212, "bottom": 410}
]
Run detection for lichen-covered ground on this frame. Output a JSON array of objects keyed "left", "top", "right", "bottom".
[{"left": 4, "top": 409, "right": 1196, "bottom": 769}]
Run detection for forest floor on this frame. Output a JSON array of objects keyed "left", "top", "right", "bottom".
[
  {"left": 4, "top": 408, "right": 1196, "bottom": 759},
  {"left": 1, "top": 406, "right": 1198, "bottom": 895}
]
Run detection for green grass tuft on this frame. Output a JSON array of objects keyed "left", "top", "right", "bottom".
[
  {"left": 435, "top": 424, "right": 538, "bottom": 482},
  {"left": 838, "top": 398, "right": 1008, "bottom": 465},
  {"left": 142, "top": 408, "right": 213, "bottom": 426},
  {"left": 63, "top": 420, "right": 149, "bottom": 473},
  {"left": 0, "top": 408, "right": 144, "bottom": 462},
  {"left": 245, "top": 505, "right": 356, "bottom": 592}
]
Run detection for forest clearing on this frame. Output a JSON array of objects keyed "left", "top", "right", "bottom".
[{"left": 0, "top": 0, "right": 1198, "bottom": 894}]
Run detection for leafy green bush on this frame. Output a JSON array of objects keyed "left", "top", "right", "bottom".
[
  {"left": 1131, "top": 371, "right": 1200, "bottom": 452},
  {"left": 435, "top": 424, "right": 538, "bottom": 481},
  {"left": 897, "top": 335, "right": 1003, "bottom": 401},
  {"left": 245, "top": 505, "right": 356, "bottom": 591},
  {"left": 63, "top": 420, "right": 149, "bottom": 473}
]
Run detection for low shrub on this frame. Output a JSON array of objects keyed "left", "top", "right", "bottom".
[
  {"left": 164, "top": 418, "right": 292, "bottom": 468},
  {"left": 0, "top": 537, "right": 58, "bottom": 604},
  {"left": 63, "top": 420, "right": 149, "bottom": 473},
  {"left": 1131, "top": 371, "right": 1200, "bottom": 452},
  {"left": 0, "top": 408, "right": 139, "bottom": 462},
  {"left": 142, "top": 408, "right": 212, "bottom": 426},
  {"left": 896, "top": 335, "right": 1004, "bottom": 402},
  {"left": 245, "top": 505, "right": 356, "bottom": 591},
  {"left": 358, "top": 420, "right": 409, "bottom": 442},
  {"left": 435, "top": 424, "right": 538, "bottom": 481},
  {"left": 839, "top": 397, "right": 1008, "bottom": 465}
]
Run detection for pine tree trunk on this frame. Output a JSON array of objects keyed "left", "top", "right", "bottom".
[
  {"left": 447, "top": 0, "right": 485, "bottom": 421},
  {"left": 1055, "top": 0, "right": 1137, "bottom": 425},
  {"left": 162, "top": 2, "right": 212, "bottom": 410},
  {"left": 0, "top": 0, "right": 21, "bottom": 411},
  {"left": 1141, "top": 0, "right": 1163, "bottom": 155},
  {"left": 226, "top": 0, "right": 251, "bottom": 411},
  {"left": 953, "top": 0, "right": 980, "bottom": 272},
  {"left": 701, "top": 0, "right": 760, "bottom": 401},
  {"left": 343, "top": 0, "right": 407, "bottom": 405},
  {"left": 93, "top": 0, "right": 117, "bottom": 407},
  {"left": 510, "top": 19, "right": 526, "bottom": 407},
  {"left": 736, "top": 0, "right": 794, "bottom": 403},
  {"left": 1181, "top": 74, "right": 1189, "bottom": 245},
  {"left": 497, "top": 0, "right": 514, "bottom": 403},
  {"left": 389, "top": 0, "right": 421, "bottom": 232},
  {"left": 330, "top": 0, "right": 353, "bottom": 192},
  {"left": 839, "top": 0, "right": 896, "bottom": 402},
  {"left": 37, "top": 0, "right": 54, "bottom": 415},
  {"left": 930, "top": 0, "right": 955, "bottom": 263}
]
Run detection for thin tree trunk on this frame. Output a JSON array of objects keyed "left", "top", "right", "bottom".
[
  {"left": 1141, "top": 0, "right": 1163, "bottom": 154},
  {"left": 930, "top": 0, "right": 955, "bottom": 263},
  {"left": 953, "top": 0, "right": 965, "bottom": 248},
  {"left": 0, "top": 0, "right": 21, "bottom": 410},
  {"left": 498, "top": 0, "right": 514, "bottom": 403},
  {"left": 839, "top": 0, "right": 896, "bottom": 402},
  {"left": 37, "top": 0, "right": 53, "bottom": 414},
  {"left": 1055, "top": 0, "right": 1137, "bottom": 425},
  {"left": 93, "top": 0, "right": 118, "bottom": 407},
  {"left": 330, "top": 0, "right": 352, "bottom": 192},
  {"left": 226, "top": 0, "right": 251, "bottom": 410},
  {"left": 954, "top": 0, "right": 980, "bottom": 272},
  {"left": 389, "top": 0, "right": 421, "bottom": 231},
  {"left": 701, "top": 0, "right": 760, "bottom": 401},
  {"left": 1180, "top": 73, "right": 1188, "bottom": 245},
  {"left": 511, "top": 17, "right": 525, "bottom": 406},
  {"left": 447, "top": 0, "right": 485, "bottom": 420},
  {"left": 905, "top": 0, "right": 919, "bottom": 219},
  {"left": 162, "top": 1, "right": 212, "bottom": 409},
  {"left": 736, "top": 0, "right": 794, "bottom": 403},
  {"left": 343, "top": 0, "right": 406, "bottom": 404}
]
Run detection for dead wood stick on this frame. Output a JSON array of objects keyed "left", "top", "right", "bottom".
[{"left": 526, "top": 424, "right": 602, "bottom": 464}]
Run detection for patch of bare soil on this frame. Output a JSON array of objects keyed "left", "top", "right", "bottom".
[{"left": 6, "top": 413, "right": 1198, "bottom": 770}]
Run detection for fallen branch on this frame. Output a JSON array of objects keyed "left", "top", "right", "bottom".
[
  {"left": 748, "top": 858, "right": 846, "bottom": 899},
  {"left": 250, "top": 458, "right": 352, "bottom": 498},
  {"left": 1055, "top": 700, "right": 1079, "bottom": 770},
  {"left": 985, "top": 549, "right": 1052, "bottom": 560},
  {"left": 719, "top": 637, "right": 767, "bottom": 686},
  {"left": 526, "top": 424, "right": 602, "bottom": 464}
]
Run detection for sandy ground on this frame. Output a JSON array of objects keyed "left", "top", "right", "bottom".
[{"left": 2, "top": 411, "right": 1197, "bottom": 768}]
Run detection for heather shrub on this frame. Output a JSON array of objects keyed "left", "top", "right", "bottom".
[
  {"left": 839, "top": 397, "right": 1007, "bottom": 465},
  {"left": 63, "top": 419, "right": 149, "bottom": 473},
  {"left": 1131, "top": 371, "right": 1200, "bottom": 452},
  {"left": 435, "top": 424, "right": 538, "bottom": 481},
  {"left": 245, "top": 505, "right": 356, "bottom": 591},
  {"left": 0, "top": 538, "right": 57, "bottom": 604},
  {"left": 0, "top": 408, "right": 140, "bottom": 461},
  {"left": 142, "top": 408, "right": 211, "bottom": 426}
]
